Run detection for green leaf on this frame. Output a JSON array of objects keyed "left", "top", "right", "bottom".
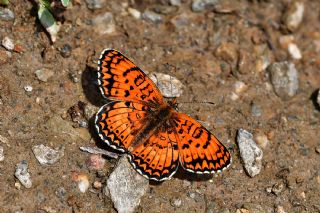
[{"left": 61, "top": 0, "right": 70, "bottom": 7}]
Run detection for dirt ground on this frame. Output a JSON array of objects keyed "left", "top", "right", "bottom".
[{"left": 0, "top": 0, "right": 319, "bottom": 212}]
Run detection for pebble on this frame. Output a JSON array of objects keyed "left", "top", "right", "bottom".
[
  {"left": 272, "top": 182, "right": 285, "bottom": 195},
  {"left": 0, "top": 8, "right": 15, "bottom": 21},
  {"left": 32, "top": 144, "right": 64, "bottom": 165},
  {"left": 107, "top": 156, "right": 149, "bottom": 213},
  {"left": 283, "top": 1, "right": 304, "bottom": 32},
  {"left": 149, "top": 72, "right": 184, "bottom": 97},
  {"left": 80, "top": 146, "right": 119, "bottom": 159},
  {"left": 71, "top": 171, "right": 90, "bottom": 193},
  {"left": 59, "top": 44, "right": 72, "bottom": 58},
  {"left": 0, "top": 146, "right": 4, "bottom": 161},
  {"left": 170, "top": 0, "right": 182, "bottom": 6},
  {"left": 127, "top": 8, "right": 141, "bottom": 19},
  {"left": 279, "top": 35, "right": 302, "bottom": 60},
  {"left": 170, "top": 197, "right": 182, "bottom": 208},
  {"left": 86, "top": 154, "right": 106, "bottom": 170},
  {"left": 142, "top": 10, "right": 163, "bottom": 23},
  {"left": 191, "top": 0, "right": 219, "bottom": 12},
  {"left": 268, "top": 61, "right": 299, "bottom": 100},
  {"left": 241, "top": 203, "right": 267, "bottom": 213},
  {"left": 275, "top": 205, "right": 287, "bottom": 213},
  {"left": 24, "top": 85, "right": 33, "bottom": 92},
  {"left": 85, "top": 0, "right": 105, "bottom": 10},
  {"left": 234, "top": 81, "right": 247, "bottom": 94},
  {"left": 254, "top": 133, "right": 269, "bottom": 149},
  {"left": 92, "top": 12, "right": 116, "bottom": 35},
  {"left": 237, "top": 129, "right": 263, "bottom": 177},
  {"left": 170, "top": 13, "right": 190, "bottom": 29},
  {"left": 35, "top": 69, "right": 54, "bottom": 82},
  {"left": 83, "top": 104, "right": 99, "bottom": 120},
  {"left": 55, "top": 187, "right": 66, "bottom": 200},
  {"left": 251, "top": 102, "right": 262, "bottom": 117},
  {"left": 93, "top": 181, "right": 103, "bottom": 189},
  {"left": 2, "top": 37, "right": 14, "bottom": 51},
  {"left": 15, "top": 160, "right": 32, "bottom": 188}
]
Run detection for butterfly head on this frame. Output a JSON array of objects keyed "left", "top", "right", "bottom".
[{"left": 167, "top": 98, "right": 179, "bottom": 110}]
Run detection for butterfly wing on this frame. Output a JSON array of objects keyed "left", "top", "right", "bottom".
[
  {"left": 98, "top": 49, "right": 164, "bottom": 106},
  {"left": 172, "top": 112, "right": 232, "bottom": 174},
  {"left": 95, "top": 101, "right": 151, "bottom": 153},
  {"left": 129, "top": 127, "right": 180, "bottom": 181}
]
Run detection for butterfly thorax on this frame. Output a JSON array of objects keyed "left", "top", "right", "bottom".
[{"left": 127, "top": 103, "right": 174, "bottom": 152}]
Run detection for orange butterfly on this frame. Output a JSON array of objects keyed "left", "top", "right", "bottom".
[{"left": 95, "top": 49, "right": 231, "bottom": 181}]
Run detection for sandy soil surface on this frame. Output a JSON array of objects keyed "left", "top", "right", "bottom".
[{"left": 0, "top": 0, "right": 319, "bottom": 212}]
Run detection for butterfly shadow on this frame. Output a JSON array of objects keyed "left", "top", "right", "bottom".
[
  {"left": 81, "top": 65, "right": 107, "bottom": 107},
  {"left": 310, "top": 88, "right": 320, "bottom": 111}
]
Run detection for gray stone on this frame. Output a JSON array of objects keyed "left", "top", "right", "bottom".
[
  {"left": 237, "top": 129, "right": 263, "bottom": 177},
  {"left": 0, "top": 146, "right": 4, "bottom": 161},
  {"left": 32, "top": 144, "right": 64, "bottom": 165},
  {"left": 35, "top": 69, "right": 54, "bottom": 82},
  {"left": 107, "top": 156, "right": 149, "bottom": 213},
  {"left": 268, "top": 61, "right": 299, "bottom": 100},
  {"left": 149, "top": 72, "right": 184, "bottom": 97},
  {"left": 15, "top": 160, "right": 32, "bottom": 188},
  {"left": 2, "top": 37, "right": 14, "bottom": 51},
  {"left": 142, "top": 10, "right": 163, "bottom": 23},
  {"left": 85, "top": 0, "right": 105, "bottom": 10},
  {"left": 92, "top": 12, "right": 116, "bottom": 35},
  {"left": 251, "top": 102, "right": 262, "bottom": 117},
  {"left": 170, "top": 197, "right": 182, "bottom": 208},
  {"left": 0, "top": 8, "right": 14, "bottom": 21},
  {"left": 191, "top": 0, "right": 219, "bottom": 12},
  {"left": 283, "top": 1, "right": 304, "bottom": 32}
]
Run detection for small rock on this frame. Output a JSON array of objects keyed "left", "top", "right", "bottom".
[
  {"left": 279, "top": 35, "right": 302, "bottom": 59},
  {"left": 254, "top": 133, "right": 269, "bottom": 149},
  {"left": 237, "top": 129, "right": 263, "bottom": 177},
  {"left": 234, "top": 81, "right": 247, "bottom": 94},
  {"left": 24, "top": 85, "right": 33, "bottom": 92},
  {"left": 86, "top": 0, "right": 105, "bottom": 10},
  {"left": 2, "top": 37, "right": 14, "bottom": 51},
  {"left": 268, "top": 61, "right": 299, "bottom": 100},
  {"left": 15, "top": 160, "right": 32, "bottom": 188},
  {"left": 149, "top": 72, "right": 184, "bottom": 97},
  {"left": 59, "top": 44, "right": 72, "bottom": 58},
  {"left": 71, "top": 171, "right": 90, "bottom": 193},
  {"left": 0, "top": 146, "right": 4, "bottom": 161},
  {"left": 272, "top": 182, "right": 285, "bottom": 196},
  {"left": 251, "top": 102, "right": 262, "bottom": 117},
  {"left": 191, "top": 0, "right": 219, "bottom": 12},
  {"left": 93, "top": 181, "right": 103, "bottom": 189},
  {"left": 170, "top": 0, "right": 182, "bottom": 6},
  {"left": 127, "top": 8, "right": 141, "bottom": 19},
  {"left": 35, "top": 69, "right": 54, "bottom": 82},
  {"left": 276, "top": 205, "right": 287, "bottom": 213},
  {"left": 287, "top": 43, "right": 302, "bottom": 59},
  {"left": 0, "top": 8, "right": 15, "bottom": 21},
  {"left": 170, "top": 197, "right": 182, "bottom": 208},
  {"left": 107, "top": 156, "right": 149, "bottom": 213},
  {"left": 92, "top": 12, "right": 116, "bottom": 35},
  {"left": 142, "top": 10, "right": 162, "bottom": 23},
  {"left": 86, "top": 154, "right": 106, "bottom": 170},
  {"left": 32, "top": 144, "right": 64, "bottom": 165},
  {"left": 283, "top": 1, "right": 304, "bottom": 32}
]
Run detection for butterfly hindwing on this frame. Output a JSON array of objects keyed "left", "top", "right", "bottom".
[
  {"left": 98, "top": 49, "right": 164, "bottom": 106},
  {"left": 129, "top": 127, "right": 180, "bottom": 181},
  {"left": 172, "top": 112, "right": 232, "bottom": 174}
]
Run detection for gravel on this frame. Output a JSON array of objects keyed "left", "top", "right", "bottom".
[
  {"left": 142, "top": 10, "right": 163, "bottom": 23},
  {"left": 32, "top": 144, "right": 64, "bottom": 165},
  {"left": 35, "top": 69, "right": 54, "bottom": 82},
  {"left": 237, "top": 129, "right": 263, "bottom": 177},
  {"left": 15, "top": 160, "right": 32, "bottom": 188},
  {"left": 2, "top": 37, "right": 14, "bottom": 50},
  {"left": 0, "top": 8, "right": 14, "bottom": 21},
  {"left": 191, "top": 0, "right": 219, "bottom": 12}
]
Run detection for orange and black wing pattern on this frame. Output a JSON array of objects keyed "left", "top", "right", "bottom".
[
  {"left": 97, "top": 49, "right": 164, "bottom": 106},
  {"left": 172, "top": 112, "right": 232, "bottom": 174},
  {"left": 129, "top": 126, "right": 180, "bottom": 181},
  {"left": 95, "top": 101, "right": 150, "bottom": 152}
]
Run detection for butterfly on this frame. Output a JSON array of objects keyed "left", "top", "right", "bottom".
[{"left": 95, "top": 49, "right": 232, "bottom": 181}]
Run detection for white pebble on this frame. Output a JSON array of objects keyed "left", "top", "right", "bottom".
[
  {"left": 2, "top": 36, "right": 14, "bottom": 50},
  {"left": 15, "top": 160, "right": 32, "bottom": 188},
  {"left": 32, "top": 144, "right": 64, "bottom": 165},
  {"left": 24, "top": 85, "right": 33, "bottom": 92},
  {"left": 0, "top": 146, "right": 4, "bottom": 161},
  {"left": 288, "top": 43, "right": 302, "bottom": 59},
  {"left": 128, "top": 8, "right": 141, "bottom": 19}
]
